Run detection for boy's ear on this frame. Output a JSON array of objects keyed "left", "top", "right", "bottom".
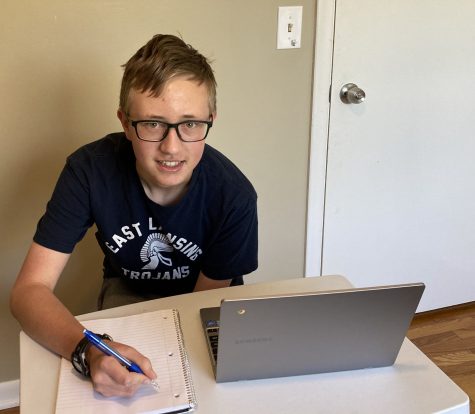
[
  {"left": 117, "top": 110, "right": 133, "bottom": 141},
  {"left": 117, "top": 109, "right": 127, "bottom": 128}
]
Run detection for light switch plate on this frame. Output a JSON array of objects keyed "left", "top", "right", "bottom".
[{"left": 277, "top": 6, "right": 303, "bottom": 49}]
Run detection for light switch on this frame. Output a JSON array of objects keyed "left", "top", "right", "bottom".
[{"left": 277, "top": 6, "right": 303, "bottom": 49}]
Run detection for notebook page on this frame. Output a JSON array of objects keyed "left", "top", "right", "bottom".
[{"left": 55, "top": 309, "right": 195, "bottom": 414}]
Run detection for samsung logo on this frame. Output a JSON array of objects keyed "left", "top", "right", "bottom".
[{"left": 235, "top": 337, "right": 272, "bottom": 345}]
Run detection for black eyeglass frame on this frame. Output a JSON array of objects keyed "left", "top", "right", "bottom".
[{"left": 130, "top": 118, "right": 213, "bottom": 142}]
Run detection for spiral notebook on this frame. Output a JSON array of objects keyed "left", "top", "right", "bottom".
[{"left": 55, "top": 309, "right": 197, "bottom": 414}]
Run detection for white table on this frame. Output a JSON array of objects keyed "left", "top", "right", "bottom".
[{"left": 20, "top": 275, "right": 470, "bottom": 413}]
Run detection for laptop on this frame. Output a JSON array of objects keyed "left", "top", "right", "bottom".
[{"left": 200, "top": 282, "right": 424, "bottom": 382}]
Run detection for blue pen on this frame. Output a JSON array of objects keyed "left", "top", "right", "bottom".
[{"left": 83, "top": 329, "right": 159, "bottom": 390}]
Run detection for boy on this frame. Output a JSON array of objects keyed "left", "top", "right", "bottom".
[{"left": 11, "top": 34, "right": 257, "bottom": 397}]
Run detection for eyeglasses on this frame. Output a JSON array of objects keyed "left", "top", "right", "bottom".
[{"left": 130, "top": 118, "right": 213, "bottom": 142}]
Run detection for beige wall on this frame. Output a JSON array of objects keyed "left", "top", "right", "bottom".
[{"left": 0, "top": 0, "right": 316, "bottom": 382}]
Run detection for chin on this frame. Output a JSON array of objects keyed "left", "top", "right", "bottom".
[{"left": 155, "top": 175, "right": 188, "bottom": 190}]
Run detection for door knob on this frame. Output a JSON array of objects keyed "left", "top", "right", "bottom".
[{"left": 340, "top": 83, "right": 366, "bottom": 104}]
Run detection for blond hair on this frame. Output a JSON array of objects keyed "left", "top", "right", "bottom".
[{"left": 119, "top": 34, "right": 217, "bottom": 114}]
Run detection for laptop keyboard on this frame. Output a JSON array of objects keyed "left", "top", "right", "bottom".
[{"left": 205, "top": 319, "right": 220, "bottom": 363}]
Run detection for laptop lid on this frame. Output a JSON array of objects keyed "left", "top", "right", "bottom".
[{"left": 201, "top": 283, "right": 424, "bottom": 383}]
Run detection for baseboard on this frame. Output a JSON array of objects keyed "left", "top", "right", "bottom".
[{"left": 0, "top": 379, "right": 19, "bottom": 409}]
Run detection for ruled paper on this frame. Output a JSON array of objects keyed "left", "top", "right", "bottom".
[{"left": 55, "top": 309, "right": 195, "bottom": 414}]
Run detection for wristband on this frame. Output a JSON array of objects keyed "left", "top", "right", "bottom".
[{"left": 71, "top": 332, "right": 112, "bottom": 377}]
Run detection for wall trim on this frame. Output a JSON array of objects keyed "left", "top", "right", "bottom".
[
  {"left": 0, "top": 379, "right": 20, "bottom": 409},
  {"left": 305, "top": 0, "right": 336, "bottom": 276}
]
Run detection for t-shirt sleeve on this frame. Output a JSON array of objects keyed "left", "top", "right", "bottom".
[
  {"left": 200, "top": 195, "right": 258, "bottom": 280},
  {"left": 33, "top": 157, "right": 94, "bottom": 253}
]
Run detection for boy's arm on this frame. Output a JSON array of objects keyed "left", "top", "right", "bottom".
[
  {"left": 10, "top": 242, "right": 84, "bottom": 357},
  {"left": 10, "top": 242, "right": 156, "bottom": 397}
]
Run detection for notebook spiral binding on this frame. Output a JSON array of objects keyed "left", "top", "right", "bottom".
[{"left": 172, "top": 309, "right": 198, "bottom": 410}]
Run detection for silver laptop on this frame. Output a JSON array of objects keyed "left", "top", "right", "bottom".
[{"left": 200, "top": 283, "right": 424, "bottom": 382}]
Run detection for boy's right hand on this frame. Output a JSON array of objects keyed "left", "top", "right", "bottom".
[{"left": 87, "top": 341, "right": 157, "bottom": 397}]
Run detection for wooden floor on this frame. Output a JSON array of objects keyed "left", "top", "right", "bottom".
[
  {"left": 2, "top": 302, "right": 474, "bottom": 414},
  {"left": 0, "top": 409, "right": 18, "bottom": 414},
  {"left": 407, "top": 302, "right": 475, "bottom": 413}
]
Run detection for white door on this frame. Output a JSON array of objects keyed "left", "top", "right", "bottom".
[{"left": 307, "top": 0, "right": 475, "bottom": 311}]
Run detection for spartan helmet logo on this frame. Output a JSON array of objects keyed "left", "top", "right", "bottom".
[{"left": 140, "top": 233, "right": 174, "bottom": 269}]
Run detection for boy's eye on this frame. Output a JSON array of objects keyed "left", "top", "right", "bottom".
[
  {"left": 184, "top": 122, "right": 198, "bottom": 129},
  {"left": 144, "top": 121, "right": 164, "bottom": 129}
]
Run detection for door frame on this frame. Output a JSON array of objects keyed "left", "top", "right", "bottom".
[{"left": 305, "top": 0, "right": 336, "bottom": 276}]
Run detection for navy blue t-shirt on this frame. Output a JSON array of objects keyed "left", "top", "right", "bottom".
[{"left": 34, "top": 133, "right": 258, "bottom": 297}]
